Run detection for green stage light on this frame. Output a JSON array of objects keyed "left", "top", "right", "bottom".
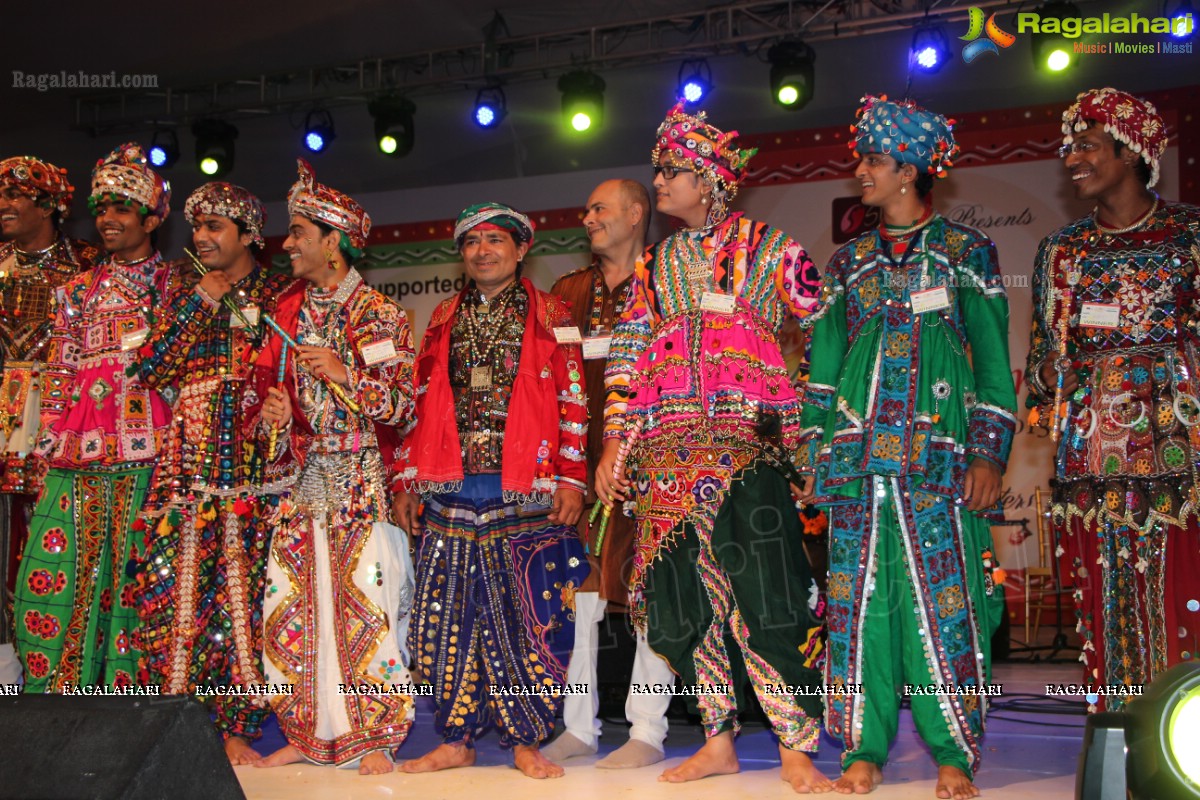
[
  {"left": 1125, "top": 662, "right": 1200, "bottom": 799},
  {"left": 558, "top": 71, "right": 605, "bottom": 134}
]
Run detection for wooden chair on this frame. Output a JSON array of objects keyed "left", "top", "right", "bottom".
[{"left": 1024, "top": 487, "right": 1061, "bottom": 643}]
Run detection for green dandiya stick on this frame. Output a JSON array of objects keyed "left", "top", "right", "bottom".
[
  {"left": 183, "top": 249, "right": 260, "bottom": 332},
  {"left": 257, "top": 292, "right": 362, "bottom": 415},
  {"left": 185, "top": 249, "right": 361, "bottom": 415}
]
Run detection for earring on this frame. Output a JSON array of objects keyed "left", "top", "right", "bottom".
[
  {"left": 324, "top": 250, "right": 338, "bottom": 270},
  {"left": 900, "top": 184, "right": 908, "bottom": 195},
  {"left": 701, "top": 196, "right": 709, "bottom": 206}
]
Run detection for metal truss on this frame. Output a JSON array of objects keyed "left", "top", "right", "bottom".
[{"left": 73, "top": 0, "right": 1017, "bottom": 134}]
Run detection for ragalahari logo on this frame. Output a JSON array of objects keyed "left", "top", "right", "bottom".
[{"left": 960, "top": 7, "right": 1017, "bottom": 62}]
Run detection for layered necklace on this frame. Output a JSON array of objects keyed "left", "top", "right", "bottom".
[{"left": 461, "top": 281, "right": 519, "bottom": 390}]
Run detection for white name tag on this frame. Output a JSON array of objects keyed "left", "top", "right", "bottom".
[
  {"left": 1079, "top": 302, "right": 1121, "bottom": 329},
  {"left": 231, "top": 306, "right": 260, "bottom": 328},
  {"left": 553, "top": 326, "right": 583, "bottom": 344},
  {"left": 360, "top": 339, "right": 398, "bottom": 365},
  {"left": 582, "top": 335, "right": 612, "bottom": 360},
  {"left": 121, "top": 329, "right": 149, "bottom": 351},
  {"left": 700, "top": 291, "right": 736, "bottom": 314},
  {"left": 910, "top": 286, "right": 951, "bottom": 315}
]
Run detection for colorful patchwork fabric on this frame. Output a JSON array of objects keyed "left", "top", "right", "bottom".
[
  {"left": 1027, "top": 201, "right": 1200, "bottom": 708},
  {"left": 0, "top": 236, "right": 98, "bottom": 493},
  {"left": 37, "top": 254, "right": 176, "bottom": 468},
  {"left": 604, "top": 213, "right": 820, "bottom": 438},
  {"left": 800, "top": 215, "right": 1016, "bottom": 507}
]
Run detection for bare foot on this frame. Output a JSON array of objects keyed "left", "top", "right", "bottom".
[
  {"left": 399, "top": 743, "right": 476, "bottom": 773},
  {"left": 833, "top": 761, "right": 883, "bottom": 794},
  {"left": 359, "top": 751, "right": 394, "bottom": 775},
  {"left": 224, "top": 736, "right": 263, "bottom": 766},
  {"left": 659, "top": 730, "right": 740, "bottom": 783},
  {"left": 513, "top": 744, "right": 564, "bottom": 779},
  {"left": 780, "top": 746, "right": 833, "bottom": 794},
  {"left": 255, "top": 744, "right": 305, "bottom": 768},
  {"left": 936, "top": 765, "right": 979, "bottom": 800}
]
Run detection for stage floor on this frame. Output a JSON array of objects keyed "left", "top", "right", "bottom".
[{"left": 234, "top": 659, "right": 1087, "bottom": 799}]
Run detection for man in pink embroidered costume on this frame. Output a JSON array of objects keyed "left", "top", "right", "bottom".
[
  {"left": 15, "top": 143, "right": 175, "bottom": 691},
  {"left": 394, "top": 201, "right": 589, "bottom": 780},
  {"left": 0, "top": 156, "right": 97, "bottom": 683},
  {"left": 595, "top": 103, "right": 829, "bottom": 792},
  {"left": 799, "top": 96, "right": 1015, "bottom": 800},
  {"left": 254, "top": 161, "right": 416, "bottom": 775},
  {"left": 132, "top": 182, "right": 292, "bottom": 764},
  {"left": 544, "top": 179, "right": 675, "bottom": 769},
  {"left": 1026, "top": 88, "right": 1200, "bottom": 711}
]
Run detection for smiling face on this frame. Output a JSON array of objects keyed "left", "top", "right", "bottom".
[
  {"left": 282, "top": 214, "right": 342, "bottom": 284},
  {"left": 1063, "top": 124, "right": 1139, "bottom": 203},
  {"left": 460, "top": 224, "right": 528, "bottom": 298},
  {"left": 583, "top": 180, "right": 639, "bottom": 258},
  {"left": 854, "top": 153, "right": 913, "bottom": 208},
  {"left": 94, "top": 199, "right": 159, "bottom": 260},
  {"left": 0, "top": 185, "right": 53, "bottom": 244},
  {"left": 192, "top": 212, "right": 253, "bottom": 273}
]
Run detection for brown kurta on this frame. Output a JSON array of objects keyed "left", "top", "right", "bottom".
[{"left": 550, "top": 261, "right": 633, "bottom": 604}]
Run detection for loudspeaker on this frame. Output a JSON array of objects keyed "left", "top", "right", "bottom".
[{"left": 0, "top": 694, "right": 246, "bottom": 800}]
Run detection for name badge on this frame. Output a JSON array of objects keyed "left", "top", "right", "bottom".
[
  {"left": 1079, "top": 302, "right": 1121, "bottom": 329},
  {"left": 121, "top": 329, "right": 149, "bottom": 351},
  {"left": 582, "top": 335, "right": 612, "bottom": 360},
  {"left": 553, "top": 326, "right": 583, "bottom": 344},
  {"left": 231, "top": 306, "right": 260, "bottom": 328},
  {"left": 700, "top": 291, "right": 736, "bottom": 314},
  {"left": 360, "top": 339, "right": 398, "bottom": 366},
  {"left": 910, "top": 286, "right": 951, "bottom": 315}
]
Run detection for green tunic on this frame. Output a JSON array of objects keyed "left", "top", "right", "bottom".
[{"left": 800, "top": 215, "right": 1016, "bottom": 774}]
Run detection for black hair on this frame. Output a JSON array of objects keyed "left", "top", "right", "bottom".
[{"left": 233, "top": 218, "right": 265, "bottom": 256}]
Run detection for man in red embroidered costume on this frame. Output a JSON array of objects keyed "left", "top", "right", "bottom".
[
  {"left": 596, "top": 104, "right": 829, "bottom": 792},
  {"left": 0, "top": 156, "right": 97, "bottom": 683},
  {"left": 132, "top": 182, "right": 291, "bottom": 764},
  {"left": 253, "top": 161, "right": 416, "bottom": 775},
  {"left": 800, "top": 96, "right": 1014, "bottom": 800},
  {"left": 15, "top": 143, "right": 175, "bottom": 691},
  {"left": 544, "top": 179, "right": 675, "bottom": 769},
  {"left": 1027, "top": 88, "right": 1200, "bottom": 711},
  {"left": 394, "top": 201, "right": 589, "bottom": 780}
]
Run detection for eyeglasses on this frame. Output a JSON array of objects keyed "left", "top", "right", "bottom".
[
  {"left": 1057, "top": 140, "right": 1101, "bottom": 159},
  {"left": 653, "top": 164, "right": 693, "bottom": 180}
]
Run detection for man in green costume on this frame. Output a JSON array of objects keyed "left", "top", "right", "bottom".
[{"left": 798, "top": 95, "right": 1015, "bottom": 800}]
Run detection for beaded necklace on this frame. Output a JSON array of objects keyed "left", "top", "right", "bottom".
[{"left": 460, "top": 280, "right": 519, "bottom": 389}]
